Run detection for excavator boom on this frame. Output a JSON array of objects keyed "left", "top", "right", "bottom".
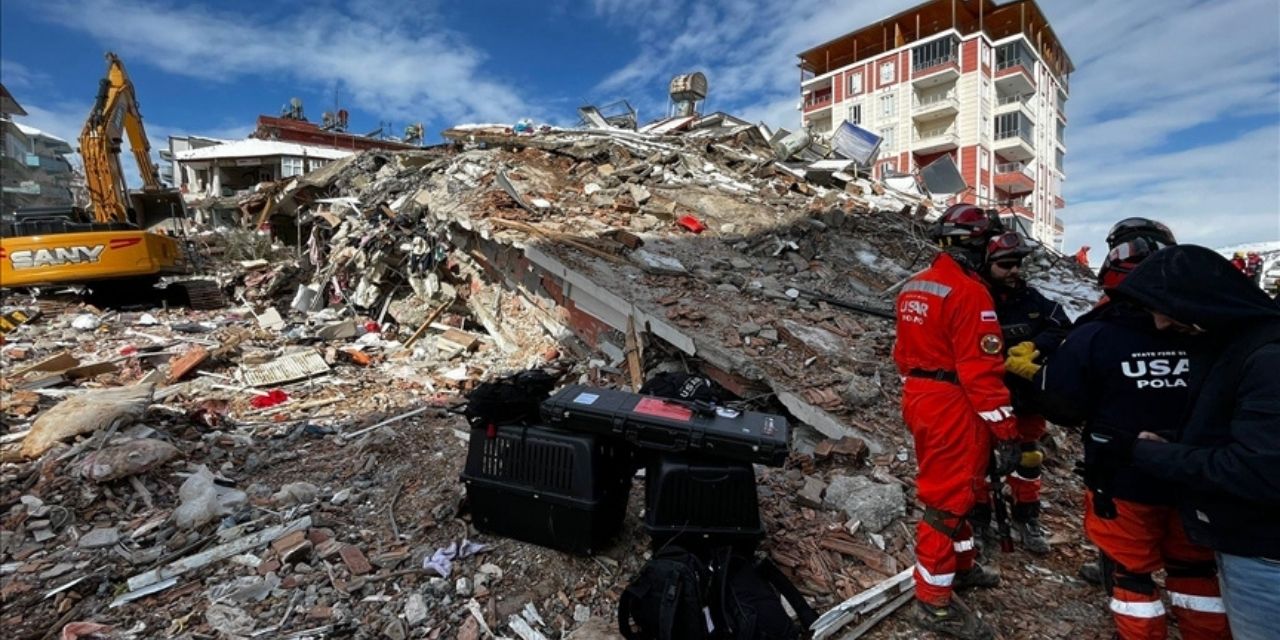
[{"left": 2, "top": 52, "right": 195, "bottom": 292}]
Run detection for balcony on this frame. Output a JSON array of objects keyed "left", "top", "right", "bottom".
[
  {"left": 994, "top": 161, "right": 1035, "bottom": 194},
  {"left": 912, "top": 36, "right": 960, "bottom": 88},
  {"left": 995, "top": 93, "right": 1036, "bottom": 123},
  {"left": 913, "top": 125, "right": 960, "bottom": 154},
  {"left": 912, "top": 92, "right": 959, "bottom": 121},
  {"left": 993, "top": 129, "right": 1035, "bottom": 162},
  {"left": 803, "top": 88, "right": 833, "bottom": 114},
  {"left": 1010, "top": 204, "right": 1034, "bottom": 220},
  {"left": 1054, "top": 195, "right": 1066, "bottom": 209},
  {"left": 995, "top": 42, "right": 1036, "bottom": 95}
]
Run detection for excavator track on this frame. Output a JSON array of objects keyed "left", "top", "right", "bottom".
[{"left": 167, "top": 279, "right": 226, "bottom": 310}]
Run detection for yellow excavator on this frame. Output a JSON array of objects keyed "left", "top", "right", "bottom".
[{"left": 1, "top": 52, "right": 220, "bottom": 307}]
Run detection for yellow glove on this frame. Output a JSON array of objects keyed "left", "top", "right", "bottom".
[
  {"left": 1008, "top": 341, "right": 1038, "bottom": 359},
  {"left": 1004, "top": 348, "right": 1042, "bottom": 380},
  {"left": 1019, "top": 448, "right": 1045, "bottom": 468}
]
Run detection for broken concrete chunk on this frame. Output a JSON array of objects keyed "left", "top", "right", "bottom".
[
  {"left": 78, "top": 527, "right": 120, "bottom": 549},
  {"left": 79, "top": 438, "right": 179, "bottom": 483},
  {"left": 21, "top": 384, "right": 154, "bottom": 459},
  {"left": 841, "top": 372, "right": 882, "bottom": 408},
  {"left": 737, "top": 322, "right": 762, "bottom": 337},
  {"left": 272, "top": 482, "right": 319, "bottom": 506},
  {"left": 798, "top": 476, "right": 827, "bottom": 509},
  {"left": 823, "top": 475, "right": 906, "bottom": 533},
  {"left": 630, "top": 249, "right": 686, "bottom": 275}
]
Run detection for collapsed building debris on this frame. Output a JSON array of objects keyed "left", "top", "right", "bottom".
[{"left": 1, "top": 116, "right": 1107, "bottom": 639}]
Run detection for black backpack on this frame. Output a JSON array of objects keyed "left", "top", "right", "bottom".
[
  {"left": 619, "top": 546, "right": 818, "bottom": 640},
  {"left": 640, "top": 372, "right": 723, "bottom": 404},
  {"left": 464, "top": 369, "right": 557, "bottom": 429},
  {"left": 619, "top": 547, "right": 713, "bottom": 640},
  {"left": 709, "top": 548, "right": 818, "bottom": 640}
]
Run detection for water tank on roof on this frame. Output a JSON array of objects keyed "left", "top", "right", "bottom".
[{"left": 669, "top": 72, "right": 708, "bottom": 103}]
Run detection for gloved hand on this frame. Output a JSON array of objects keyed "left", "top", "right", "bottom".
[
  {"left": 1088, "top": 427, "right": 1137, "bottom": 469},
  {"left": 1004, "top": 342, "right": 1042, "bottom": 380},
  {"left": 1008, "top": 341, "right": 1038, "bottom": 359},
  {"left": 1019, "top": 446, "right": 1045, "bottom": 469},
  {"left": 991, "top": 439, "right": 1021, "bottom": 476}
]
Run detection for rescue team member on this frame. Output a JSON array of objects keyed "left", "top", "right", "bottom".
[
  {"left": 1004, "top": 238, "right": 1229, "bottom": 639},
  {"left": 969, "top": 232, "right": 1071, "bottom": 556},
  {"left": 1093, "top": 244, "right": 1280, "bottom": 639},
  {"left": 894, "top": 203, "right": 1019, "bottom": 640},
  {"left": 1078, "top": 217, "right": 1179, "bottom": 587}
]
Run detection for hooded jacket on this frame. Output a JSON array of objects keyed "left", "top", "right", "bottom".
[{"left": 1112, "top": 245, "right": 1280, "bottom": 557}]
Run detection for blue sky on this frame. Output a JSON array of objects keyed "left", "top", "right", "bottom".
[{"left": 3, "top": 0, "right": 1278, "bottom": 256}]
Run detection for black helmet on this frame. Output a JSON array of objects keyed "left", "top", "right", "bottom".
[
  {"left": 986, "top": 231, "right": 1033, "bottom": 264},
  {"left": 929, "top": 204, "right": 1000, "bottom": 250},
  {"left": 1105, "top": 217, "right": 1176, "bottom": 249}
]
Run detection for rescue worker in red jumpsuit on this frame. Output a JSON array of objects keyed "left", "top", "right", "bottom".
[
  {"left": 894, "top": 203, "right": 1020, "bottom": 640},
  {"left": 1005, "top": 229, "right": 1229, "bottom": 640},
  {"left": 1230, "top": 252, "right": 1247, "bottom": 274},
  {"left": 1244, "top": 251, "right": 1263, "bottom": 284},
  {"left": 969, "top": 232, "right": 1071, "bottom": 556}
]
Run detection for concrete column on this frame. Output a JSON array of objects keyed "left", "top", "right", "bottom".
[{"left": 211, "top": 160, "right": 221, "bottom": 197}]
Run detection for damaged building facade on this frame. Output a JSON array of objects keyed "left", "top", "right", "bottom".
[
  {"left": 797, "top": 0, "right": 1071, "bottom": 249},
  {"left": 1, "top": 84, "right": 76, "bottom": 214}
]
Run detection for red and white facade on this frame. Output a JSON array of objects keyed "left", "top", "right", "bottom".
[{"left": 798, "top": 0, "right": 1072, "bottom": 249}]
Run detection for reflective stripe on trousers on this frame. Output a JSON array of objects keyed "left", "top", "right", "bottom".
[
  {"left": 1109, "top": 598, "right": 1166, "bottom": 618},
  {"left": 916, "top": 562, "right": 954, "bottom": 587},
  {"left": 1169, "top": 591, "right": 1226, "bottom": 614}
]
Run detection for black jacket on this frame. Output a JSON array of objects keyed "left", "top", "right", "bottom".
[
  {"left": 991, "top": 280, "right": 1072, "bottom": 355},
  {"left": 1031, "top": 300, "right": 1193, "bottom": 504},
  {"left": 991, "top": 280, "right": 1072, "bottom": 415},
  {"left": 1114, "top": 245, "right": 1280, "bottom": 557}
]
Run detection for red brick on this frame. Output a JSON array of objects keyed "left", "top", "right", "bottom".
[{"left": 339, "top": 545, "right": 372, "bottom": 575}]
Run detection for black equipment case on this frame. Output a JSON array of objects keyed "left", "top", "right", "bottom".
[
  {"left": 461, "top": 424, "right": 632, "bottom": 555},
  {"left": 644, "top": 455, "right": 764, "bottom": 549},
  {"left": 540, "top": 385, "right": 790, "bottom": 467}
]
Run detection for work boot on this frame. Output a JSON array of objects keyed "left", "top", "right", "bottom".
[
  {"left": 1078, "top": 560, "right": 1103, "bottom": 586},
  {"left": 1015, "top": 517, "right": 1051, "bottom": 555},
  {"left": 954, "top": 564, "right": 1001, "bottom": 590},
  {"left": 969, "top": 520, "right": 996, "bottom": 558},
  {"left": 913, "top": 597, "right": 995, "bottom": 640}
]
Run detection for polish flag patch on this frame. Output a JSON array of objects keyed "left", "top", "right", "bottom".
[{"left": 980, "top": 310, "right": 998, "bottom": 322}]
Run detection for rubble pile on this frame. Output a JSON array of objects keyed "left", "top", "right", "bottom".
[{"left": 2, "top": 119, "right": 1107, "bottom": 639}]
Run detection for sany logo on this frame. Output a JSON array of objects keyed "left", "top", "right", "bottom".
[
  {"left": 9, "top": 245, "right": 106, "bottom": 270},
  {"left": 1121, "top": 357, "right": 1190, "bottom": 388}
]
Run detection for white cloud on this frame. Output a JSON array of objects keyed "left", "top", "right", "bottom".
[
  {"left": 1, "top": 59, "right": 52, "bottom": 91},
  {"left": 33, "top": 0, "right": 532, "bottom": 125},
  {"left": 592, "top": 0, "right": 1280, "bottom": 252}
]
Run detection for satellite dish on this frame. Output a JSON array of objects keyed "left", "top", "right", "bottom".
[{"left": 919, "top": 154, "right": 967, "bottom": 195}]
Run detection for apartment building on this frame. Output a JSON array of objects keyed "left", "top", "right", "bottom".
[
  {"left": 797, "top": 0, "right": 1072, "bottom": 248},
  {"left": 1, "top": 84, "right": 76, "bottom": 215}
]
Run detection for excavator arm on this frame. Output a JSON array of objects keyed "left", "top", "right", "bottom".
[{"left": 79, "top": 52, "right": 164, "bottom": 224}]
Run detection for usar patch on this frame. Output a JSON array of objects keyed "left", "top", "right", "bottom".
[{"left": 980, "top": 334, "right": 1003, "bottom": 355}]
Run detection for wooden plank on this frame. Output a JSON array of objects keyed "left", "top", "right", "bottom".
[
  {"left": 403, "top": 301, "right": 451, "bottom": 349},
  {"left": 12, "top": 351, "right": 78, "bottom": 377},
  {"left": 124, "top": 516, "right": 312, "bottom": 593}
]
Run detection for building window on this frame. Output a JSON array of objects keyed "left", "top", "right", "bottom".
[
  {"left": 880, "top": 61, "right": 895, "bottom": 85},
  {"left": 912, "top": 36, "right": 958, "bottom": 72},
  {"left": 847, "top": 72, "right": 862, "bottom": 96},
  {"left": 880, "top": 93, "right": 896, "bottom": 118},
  {"left": 980, "top": 149, "right": 989, "bottom": 171},
  {"left": 281, "top": 156, "right": 304, "bottom": 177},
  {"left": 880, "top": 126, "right": 895, "bottom": 153},
  {"left": 847, "top": 103, "right": 862, "bottom": 125},
  {"left": 308, "top": 158, "right": 330, "bottom": 171}
]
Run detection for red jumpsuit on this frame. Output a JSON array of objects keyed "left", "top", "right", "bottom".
[{"left": 894, "top": 253, "right": 1017, "bottom": 606}]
